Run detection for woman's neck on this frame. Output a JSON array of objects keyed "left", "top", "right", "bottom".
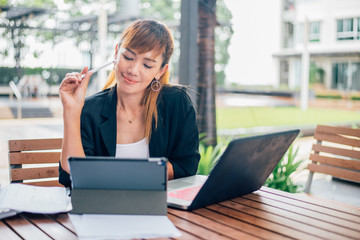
[{"left": 116, "top": 87, "right": 145, "bottom": 121}]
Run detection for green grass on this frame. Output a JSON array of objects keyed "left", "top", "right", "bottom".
[{"left": 217, "top": 106, "right": 360, "bottom": 129}]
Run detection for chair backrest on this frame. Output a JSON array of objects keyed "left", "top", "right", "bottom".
[
  {"left": 305, "top": 125, "right": 360, "bottom": 193},
  {"left": 8, "top": 138, "right": 63, "bottom": 187}
]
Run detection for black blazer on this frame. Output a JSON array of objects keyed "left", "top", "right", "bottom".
[{"left": 59, "top": 85, "right": 200, "bottom": 188}]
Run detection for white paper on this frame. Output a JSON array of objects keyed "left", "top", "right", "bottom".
[
  {"left": 0, "top": 184, "right": 71, "bottom": 214},
  {"left": 69, "top": 214, "right": 181, "bottom": 240}
]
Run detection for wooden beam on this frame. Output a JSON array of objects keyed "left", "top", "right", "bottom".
[
  {"left": 11, "top": 167, "right": 59, "bottom": 181},
  {"left": 8, "top": 138, "right": 62, "bottom": 152},
  {"left": 307, "top": 163, "right": 360, "bottom": 182},
  {"left": 9, "top": 152, "right": 61, "bottom": 164}
]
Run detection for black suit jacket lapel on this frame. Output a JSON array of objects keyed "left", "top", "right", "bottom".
[
  {"left": 99, "top": 87, "right": 117, "bottom": 156},
  {"left": 149, "top": 91, "right": 167, "bottom": 158}
]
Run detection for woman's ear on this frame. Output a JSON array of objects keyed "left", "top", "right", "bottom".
[
  {"left": 114, "top": 44, "right": 119, "bottom": 61},
  {"left": 156, "top": 64, "right": 168, "bottom": 79}
]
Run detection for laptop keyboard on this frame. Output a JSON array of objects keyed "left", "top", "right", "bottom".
[{"left": 168, "top": 185, "right": 202, "bottom": 201}]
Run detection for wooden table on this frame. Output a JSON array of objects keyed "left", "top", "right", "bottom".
[{"left": 1, "top": 187, "right": 359, "bottom": 240}]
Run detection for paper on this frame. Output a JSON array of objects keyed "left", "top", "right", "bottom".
[
  {"left": 69, "top": 214, "right": 181, "bottom": 240},
  {"left": 0, "top": 184, "right": 71, "bottom": 214},
  {"left": 0, "top": 208, "right": 17, "bottom": 220}
]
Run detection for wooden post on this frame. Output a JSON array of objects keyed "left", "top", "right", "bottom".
[{"left": 197, "top": 0, "right": 217, "bottom": 146}]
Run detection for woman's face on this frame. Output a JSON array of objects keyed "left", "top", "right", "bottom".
[{"left": 114, "top": 47, "right": 167, "bottom": 96}]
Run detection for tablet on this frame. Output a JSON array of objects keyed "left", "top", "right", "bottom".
[
  {"left": 68, "top": 156, "right": 168, "bottom": 215},
  {"left": 68, "top": 156, "right": 167, "bottom": 191}
]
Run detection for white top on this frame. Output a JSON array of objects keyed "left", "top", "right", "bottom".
[{"left": 115, "top": 137, "right": 149, "bottom": 159}]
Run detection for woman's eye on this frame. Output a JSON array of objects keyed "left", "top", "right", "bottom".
[
  {"left": 123, "top": 55, "right": 133, "bottom": 61},
  {"left": 144, "top": 64, "right": 152, "bottom": 69}
]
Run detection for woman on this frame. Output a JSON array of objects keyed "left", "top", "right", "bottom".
[{"left": 58, "top": 19, "right": 200, "bottom": 188}]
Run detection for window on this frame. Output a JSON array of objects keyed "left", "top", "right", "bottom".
[
  {"left": 280, "top": 60, "right": 289, "bottom": 86},
  {"left": 337, "top": 18, "right": 359, "bottom": 40},
  {"left": 309, "top": 21, "right": 320, "bottom": 42},
  {"left": 283, "top": 22, "right": 294, "bottom": 48},
  {"left": 358, "top": 18, "right": 360, "bottom": 39},
  {"left": 352, "top": 63, "right": 360, "bottom": 90},
  {"left": 332, "top": 62, "right": 349, "bottom": 89},
  {"left": 332, "top": 62, "right": 360, "bottom": 91},
  {"left": 284, "top": 0, "right": 295, "bottom": 11}
]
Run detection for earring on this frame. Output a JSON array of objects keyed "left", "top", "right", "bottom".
[{"left": 151, "top": 78, "right": 161, "bottom": 92}]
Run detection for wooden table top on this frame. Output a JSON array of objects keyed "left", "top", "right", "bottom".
[{"left": 1, "top": 187, "right": 359, "bottom": 240}]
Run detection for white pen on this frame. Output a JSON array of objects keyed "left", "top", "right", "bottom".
[{"left": 81, "top": 60, "right": 115, "bottom": 79}]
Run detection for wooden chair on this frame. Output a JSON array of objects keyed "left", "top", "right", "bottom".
[
  {"left": 304, "top": 125, "right": 360, "bottom": 193},
  {"left": 8, "top": 138, "right": 63, "bottom": 187}
]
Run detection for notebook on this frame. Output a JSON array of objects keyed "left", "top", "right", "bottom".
[{"left": 167, "top": 129, "right": 300, "bottom": 210}]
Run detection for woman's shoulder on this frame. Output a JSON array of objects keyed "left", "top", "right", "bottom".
[
  {"left": 85, "top": 87, "right": 115, "bottom": 103},
  {"left": 82, "top": 86, "right": 116, "bottom": 114},
  {"left": 160, "top": 84, "right": 191, "bottom": 100},
  {"left": 158, "top": 84, "right": 194, "bottom": 109}
]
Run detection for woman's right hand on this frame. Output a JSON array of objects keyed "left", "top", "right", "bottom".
[{"left": 59, "top": 67, "right": 93, "bottom": 112}]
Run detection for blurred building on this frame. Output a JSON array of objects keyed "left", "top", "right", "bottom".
[{"left": 273, "top": 0, "right": 360, "bottom": 91}]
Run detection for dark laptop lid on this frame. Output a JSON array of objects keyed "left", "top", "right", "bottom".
[{"left": 189, "top": 129, "right": 299, "bottom": 210}]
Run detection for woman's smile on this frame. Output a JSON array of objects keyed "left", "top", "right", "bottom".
[
  {"left": 122, "top": 73, "right": 139, "bottom": 84},
  {"left": 114, "top": 47, "right": 168, "bottom": 95}
]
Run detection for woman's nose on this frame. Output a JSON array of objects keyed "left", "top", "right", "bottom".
[{"left": 127, "top": 61, "right": 141, "bottom": 76}]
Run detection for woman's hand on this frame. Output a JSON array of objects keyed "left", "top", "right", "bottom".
[
  {"left": 59, "top": 67, "right": 93, "bottom": 112},
  {"left": 59, "top": 67, "right": 91, "bottom": 174}
]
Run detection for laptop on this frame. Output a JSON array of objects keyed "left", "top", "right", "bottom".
[{"left": 167, "top": 129, "right": 300, "bottom": 210}]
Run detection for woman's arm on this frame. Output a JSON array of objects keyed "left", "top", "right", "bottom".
[
  {"left": 167, "top": 162, "right": 174, "bottom": 180},
  {"left": 168, "top": 87, "right": 200, "bottom": 178},
  {"left": 59, "top": 67, "right": 93, "bottom": 173}
]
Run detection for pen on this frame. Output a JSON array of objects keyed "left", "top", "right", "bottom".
[{"left": 81, "top": 60, "right": 115, "bottom": 79}]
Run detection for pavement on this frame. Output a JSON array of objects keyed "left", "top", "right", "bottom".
[
  {"left": 0, "top": 95, "right": 359, "bottom": 208},
  {"left": 0, "top": 96, "right": 62, "bottom": 119}
]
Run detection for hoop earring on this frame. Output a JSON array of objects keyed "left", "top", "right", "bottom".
[{"left": 151, "top": 78, "right": 161, "bottom": 92}]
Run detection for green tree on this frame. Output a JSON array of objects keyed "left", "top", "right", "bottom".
[
  {"left": 141, "top": 0, "right": 180, "bottom": 20},
  {"left": 0, "top": 0, "right": 102, "bottom": 73},
  {"left": 0, "top": 0, "right": 55, "bottom": 7},
  {"left": 215, "top": 0, "right": 233, "bottom": 86},
  {"left": 0, "top": 1, "right": 57, "bottom": 80}
]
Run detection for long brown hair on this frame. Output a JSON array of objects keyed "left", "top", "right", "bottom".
[{"left": 102, "top": 19, "right": 174, "bottom": 140}]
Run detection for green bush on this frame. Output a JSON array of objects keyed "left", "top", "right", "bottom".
[
  {"left": 0, "top": 66, "right": 81, "bottom": 86},
  {"left": 350, "top": 95, "right": 360, "bottom": 101},
  {"left": 264, "top": 144, "right": 304, "bottom": 193},
  {"left": 316, "top": 94, "right": 342, "bottom": 99},
  {"left": 0, "top": 67, "right": 19, "bottom": 85}
]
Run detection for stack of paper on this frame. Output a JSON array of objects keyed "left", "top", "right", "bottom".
[
  {"left": 0, "top": 184, "right": 71, "bottom": 215},
  {"left": 0, "top": 184, "right": 182, "bottom": 239},
  {"left": 69, "top": 214, "right": 181, "bottom": 240}
]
